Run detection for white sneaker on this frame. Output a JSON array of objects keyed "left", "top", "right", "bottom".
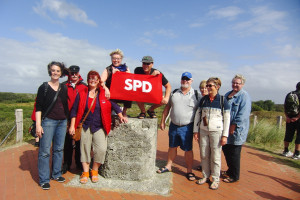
[
  {"left": 292, "top": 154, "right": 300, "bottom": 160},
  {"left": 282, "top": 151, "right": 293, "bottom": 157}
]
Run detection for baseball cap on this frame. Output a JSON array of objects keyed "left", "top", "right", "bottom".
[
  {"left": 141, "top": 56, "right": 153, "bottom": 63},
  {"left": 69, "top": 65, "right": 80, "bottom": 73},
  {"left": 181, "top": 72, "right": 192, "bottom": 79}
]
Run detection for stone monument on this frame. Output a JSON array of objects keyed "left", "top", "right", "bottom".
[{"left": 100, "top": 118, "right": 158, "bottom": 181}]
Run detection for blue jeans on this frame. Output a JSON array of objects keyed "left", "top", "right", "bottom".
[{"left": 38, "top": 118, "right": 67, "bottom": 185}]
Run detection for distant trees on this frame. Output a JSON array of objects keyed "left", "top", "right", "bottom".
[
  {"left": 0, "top": 92, "right": 35, "bottom": 103},
  {"left": 252, "top": 100, "right": 283, "bottom": 112}
]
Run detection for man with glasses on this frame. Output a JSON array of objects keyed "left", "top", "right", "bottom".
[
  {"left": 134, "top": 56, "right": 171, "bottom": 118},
  {"left": 157, "top": 72, "right": 199, "bottom": 181},
  {"left": 61, "top": 65, "right": 87, "bottom": 174}
]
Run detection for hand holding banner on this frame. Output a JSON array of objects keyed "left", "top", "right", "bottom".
[{"left": 110, "top": 72, "right": 163, "bottom": 104}]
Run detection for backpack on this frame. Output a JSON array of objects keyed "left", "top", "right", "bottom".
[{"left": 284, "top": 91, "right": 300, "bottom": 117}]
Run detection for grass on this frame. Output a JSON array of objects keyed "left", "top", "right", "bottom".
[
  {"left": 0, "top": 102, "right": 34, "bottom": 148},
  {"left": 247, "top": 114, "right": 299, "bottom": 170}
]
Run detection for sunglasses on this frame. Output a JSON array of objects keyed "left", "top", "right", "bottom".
[
  {"left": 70, "top": 72, "right": 78, "bottom": 75},
  {"left": 181, "top": 77, "right": 190, "bottom": 81},
  {"left": 142, "top": 62, "right": 151, "bottom": 65},
  {"left": 206, "top": 84, "right": 215, "bottom": 88}
]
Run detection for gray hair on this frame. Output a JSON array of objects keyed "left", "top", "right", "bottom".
[{"left": 232, "top": 74, "right": 246, "bottom": 84}]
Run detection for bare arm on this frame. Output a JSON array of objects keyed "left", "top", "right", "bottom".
[
  {"left": 68, "top": 117, "right": 76, "bottom": 136},
  {"left": 35, "top": 111, "right": 43, "bottom": 138},
  {"left": 161, "top": 82, "right": 171, "bottom": 105},
  {"left": 160, "top": 104, "right": 171, "bottom": 130}
]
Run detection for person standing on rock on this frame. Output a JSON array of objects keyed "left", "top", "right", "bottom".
[
  {"left": 134, "top": 56, "right": 171, "bottom": 119},
  {"left": 157, "top": 72, "right": 200, "bottom": 182}
]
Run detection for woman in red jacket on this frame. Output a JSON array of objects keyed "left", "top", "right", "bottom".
[{"left": 69, "top": 70, "right": 127, "bottom": 184}]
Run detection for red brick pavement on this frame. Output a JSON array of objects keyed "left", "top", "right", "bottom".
[{"left": 0, "top": 129, "right": 299, "bottom": 200}]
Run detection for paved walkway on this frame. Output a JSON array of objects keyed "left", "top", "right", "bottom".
[{"left": 0, "top": 129, "right": 299, "bottom": 200}]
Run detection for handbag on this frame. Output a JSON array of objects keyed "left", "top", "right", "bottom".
[
  {"left": 72, "top": 91, "right": 98, "bottom": 141},
  {"left": 29, "top": 83, "right": 62, "bottom": 137}
]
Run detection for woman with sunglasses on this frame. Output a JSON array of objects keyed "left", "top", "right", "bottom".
[
  {"left": 69, "top": 70, "right": 127, "bottom": 184},
  {"left": 193, "top": 77, "right": 230, "bottom": 190}
]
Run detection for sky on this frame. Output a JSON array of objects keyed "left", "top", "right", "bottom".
[{"left": 0, "top": 0, "right": 299, "bottom": 104}]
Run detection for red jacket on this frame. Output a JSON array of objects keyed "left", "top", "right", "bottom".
[
  {"left": 74, "top": 87, "right": 112, "bottom": 135},
  {"left": 65, "top": 75, "right": 87, "bottom": 111}
]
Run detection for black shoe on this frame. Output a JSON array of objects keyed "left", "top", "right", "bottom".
[
  {"left": 34, "top": 141, "right": 39, "bottom": 147},
  {"left": 40, "top": 183, "right": 50, "bottom": 190},
  {"left": 61, "top": 163, "right": 70, "bottom": 174},
  {"left": 51, "top": 176, "right": 65, "bottom": 183}
]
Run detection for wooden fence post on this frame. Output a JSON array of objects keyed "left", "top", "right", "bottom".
[
  {"left": 253, "top": 115, "right": 257, "bottom": 127},
  {"left": 15, "top": 109, "right": 23, "bottom": 143},
  {"left": 277, "top": 116, "right": 282, "bottom": 128}
]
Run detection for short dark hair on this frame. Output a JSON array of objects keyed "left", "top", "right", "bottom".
[{"left": 47, "top": 61, "right": 66, "bottom": 77}]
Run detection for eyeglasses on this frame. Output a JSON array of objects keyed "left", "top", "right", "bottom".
[
  {"left": 206, "top": 84, "right": 215, "bottom": 88},
  {"left": 232, "top": 82, "right": 242, "bottom": 85},
  {"left": 88, "top": 78, "right": 99, "bottom": 81},
  {"left": 112, "top": 57, "right": 121, "bottom": 61},
  {"left": 70, "top": 72, "right": 78, "bottom": 75},
  {"left": 181, "top": 77, "right": 191, "bottom": 81},
  {"left": 143, "top": 62, "right": 151, "bottom": 65}
]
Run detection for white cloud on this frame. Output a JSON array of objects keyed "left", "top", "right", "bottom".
[
  {"left": 274, "top": 44, "right": 300, "bottom": 58},
  {"left": 0, "top": 30, "right": 116, "bottom": 93},
  {"left": 208, "top": 6, "right": 244, "bottom": 20},
  {"left": 144, "top": 29, "right": 178, "bottom": 39},
  {"left": 33, "top": 0, "right": 97, "bottom": 27},
  {"left": 189, "top": 21, "right": 205, "bottom": 28},
  {"left": 136, "top": 37, "right": 157, "bottom": 47},
  {"left": 233, "top": 6, "right": 287, "bottom": 36}
]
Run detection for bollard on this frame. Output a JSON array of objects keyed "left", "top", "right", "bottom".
[
  {"left": 277, "top": 116, "right": 282, "bottom": 129},
  {"left": 15, "top": 109, "right": 23, "bottom": 143},
  {"left": 253, "top": 115, "right": 257, "bottom": 127}
]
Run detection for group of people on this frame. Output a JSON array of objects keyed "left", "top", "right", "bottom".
[
  {"left": 34, "top": 49, "right": 173, "bottom": 190},
  {"left": 157, "top": 73, "right": 251, "bottom": 190},
  {"left": 34, "top": 48, "right": 255, "bottom": 191}
]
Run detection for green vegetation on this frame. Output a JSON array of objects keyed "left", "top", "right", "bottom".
[
  {"left": 247, "top": 111, "right": 299, "bottom": 169},
  {"left": 0, "top": 92, "right": 36, "bottom": 103},
  {"left": 252, "top": 100, "right": 284, "bottom": 112}
]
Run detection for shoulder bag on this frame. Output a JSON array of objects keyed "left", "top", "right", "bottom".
[{"left": 72, "top": 91, "right": 98, "bottom": 141}]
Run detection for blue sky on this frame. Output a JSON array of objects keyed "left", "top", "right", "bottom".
[{"left": 0, "top": 0, "right": 299, "bottom": 104}]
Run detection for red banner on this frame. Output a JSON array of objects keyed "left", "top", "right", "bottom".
[{"left": 110, "top": 72, "right": 163, "bottom": 104}]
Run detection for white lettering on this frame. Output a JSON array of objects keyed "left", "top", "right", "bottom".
[
  {"left": 133, "top": 80, "right": 142, "bottom": 91},
  {"left": 124, "top": 79, "right": 153, "bottom": 93},
  {"left": 142, "top": 81, "right": 152, "bottom": 93},
  {"left": 124, "top": 79, "right": 132, "bottom": 90}
]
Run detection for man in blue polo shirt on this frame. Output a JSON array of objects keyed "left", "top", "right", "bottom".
[{"left": 158, "top": 72, "right": 200, "bottom": 181}]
